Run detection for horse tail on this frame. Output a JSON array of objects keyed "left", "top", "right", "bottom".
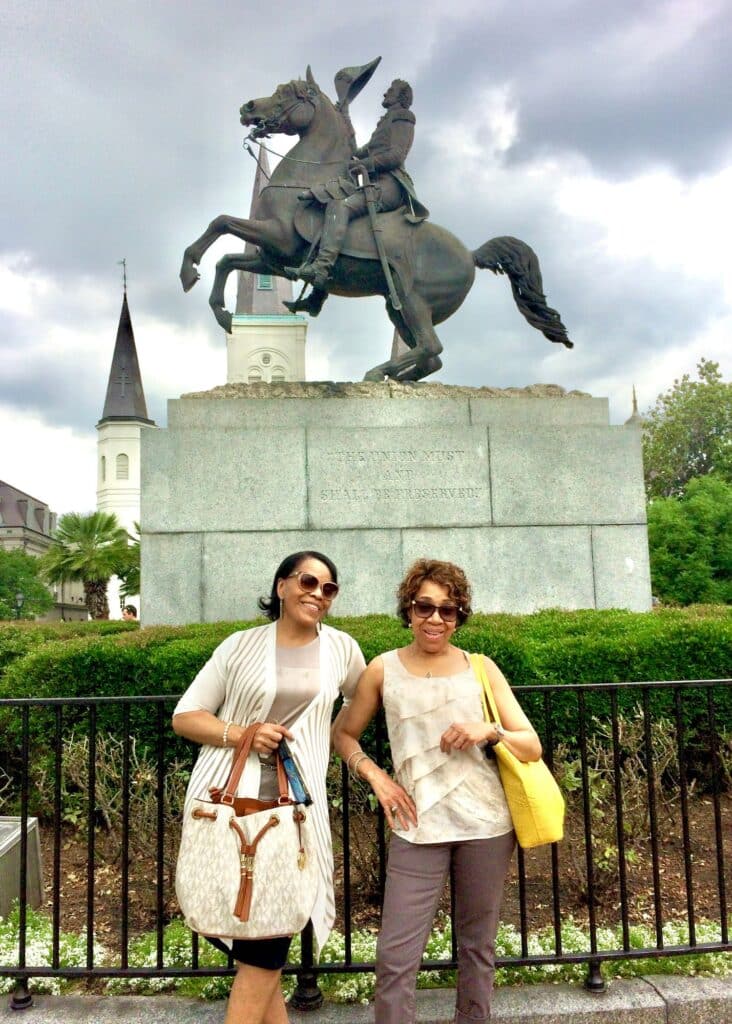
[{"left": 473, "top": 236, "right": 573, "bottom": 348}]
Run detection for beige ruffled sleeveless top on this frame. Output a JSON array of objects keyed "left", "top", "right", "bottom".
[{"left": 382, "top": 649, "right": 512, "bottom": 844}]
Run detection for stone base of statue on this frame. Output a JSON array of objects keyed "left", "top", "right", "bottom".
[{"left": 140, "top": 381, "right": 651, "bottom": 623}]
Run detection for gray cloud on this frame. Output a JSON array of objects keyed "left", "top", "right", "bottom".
[
  {"left": 412, "top": 1, "right": 732, "bottom": 177},
  {"left": 1, "top": 0, "right": 730, "bottom": 442}
]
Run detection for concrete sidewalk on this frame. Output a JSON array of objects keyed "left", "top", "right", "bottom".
[{"left": 2, "top": 976, "right": 731, "bottom": 1023}]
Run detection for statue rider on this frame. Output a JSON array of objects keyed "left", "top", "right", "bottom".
[{"left": 287, "top": 79, "right": 428, "bottom": 306}]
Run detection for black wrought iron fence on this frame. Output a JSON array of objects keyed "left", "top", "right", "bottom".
[{"left": 0, "top": 679, "right": 729, "bottom": 1010}]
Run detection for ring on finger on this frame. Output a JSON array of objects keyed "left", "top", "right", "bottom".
[{"left": 390, "top": 805, "right": 398, "bottom": 814}]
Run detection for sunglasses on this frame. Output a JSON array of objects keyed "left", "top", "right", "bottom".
[
  {"left": 411, "top": 599, "right": 461, "bottom": 623},
  {"left": 287, "top": 571, "right": 339, "bottom": 600}
]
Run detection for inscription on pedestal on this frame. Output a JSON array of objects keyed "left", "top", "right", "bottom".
[{"left": 307, "top": 429, "right": 490, "bottom": 529}]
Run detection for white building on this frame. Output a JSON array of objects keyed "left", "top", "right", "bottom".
[{"left": 0, "top": 480, "right": 87, "bottom": 620}]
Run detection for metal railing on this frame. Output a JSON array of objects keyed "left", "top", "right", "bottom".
[{"left": 0, "top": 679, "right": 729, "bottom": 1009}]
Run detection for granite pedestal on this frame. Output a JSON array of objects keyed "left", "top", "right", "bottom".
[{"left": 140, "top": 382, "right": 651, "bottom": 623}]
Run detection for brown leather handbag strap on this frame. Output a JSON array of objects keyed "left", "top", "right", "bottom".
[
  {"left": 217, "top": 723, "right": 291, "bottom": 806},
  {"left": 220, "top": 723, "right": 261, "bottom": 805},
  {"left": 274, "top": 756, "right": 289, "bottom": 802}
]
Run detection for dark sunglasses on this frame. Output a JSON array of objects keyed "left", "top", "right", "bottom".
[
  {"left": 287, "top": 571, "right": 339, "bottom": 600},
  {"left": 411, "top": 599, "right": 461, "bottom": 623}
]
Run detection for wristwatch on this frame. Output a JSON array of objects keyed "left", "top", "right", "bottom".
[{"left": 485, "top": 722, "right": 505, "bottom": 747}]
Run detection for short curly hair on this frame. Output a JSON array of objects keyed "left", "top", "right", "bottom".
[
  {"left": 396, "top": 558, "right": 472, "bottom": 627},
  {"left": 391, "top": 79, "right": 413, "bottom": 108}
]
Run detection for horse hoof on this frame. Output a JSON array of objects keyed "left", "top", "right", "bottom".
[
  {"left": 363, "top": 368, "right": 387, "bottom": 382},
  {"left": 212, "top": 306, "right": 232, "bottom": 333},
  {"left": 393, "top": 355, "right": 441, "bottom": 382},
  {"left": 180, "top": 260, "right": 200, "bottom": 293}
]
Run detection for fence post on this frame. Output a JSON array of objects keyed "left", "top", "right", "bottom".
[
  {"left": 289, "top": 921, "right": 323, "bottom": 1010},
  {"left": 10, "top": 979, "right": 33, "bottom": 1010},
  {"left": 584, "top": 959, "right": 606, "bottom": 992}
]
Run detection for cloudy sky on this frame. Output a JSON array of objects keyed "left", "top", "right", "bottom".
[{"left": 2, "top": 0, "right": 731, "bottom": 516}]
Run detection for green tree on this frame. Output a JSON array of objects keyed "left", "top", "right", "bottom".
[
  {"left": 40, "top": 512, "right": 131, "bottom": 620},
  {"left": 0, "top": 549, "right": 55, "bottom": 619},
  {"left": 117, "top": 522, "right": 140, "bottom": 603},
  {"left": 647, "top": 474, "right": 732, "bottom": 605},
  {"left": 642, "top": 358, "right": 732, "bottom": 499}
]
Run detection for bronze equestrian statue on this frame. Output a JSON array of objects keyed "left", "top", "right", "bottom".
[
  {"left": 180, "top": 61, "right": 572, "bottom": 382},
  {"left": 288, "top": 77, "right": 428, "bottom": 302}
]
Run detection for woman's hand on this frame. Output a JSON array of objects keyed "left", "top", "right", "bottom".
[
  {"left": 440, "top": 721, "right": 491, "bottom": 753},
  {"left": 367, "top": 768, "right": 418, "bottom": 832},
  {"left": 251, "top": 722, "right": 293, "bottom": 754}
]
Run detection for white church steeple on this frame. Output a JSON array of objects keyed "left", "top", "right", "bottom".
[{"left": 96, "top": 283, "right": 155, "bottom": 617}]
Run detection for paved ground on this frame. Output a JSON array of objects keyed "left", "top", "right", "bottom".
[{"left": 2, "top": 976, "right": 731, "bottom": 1023}]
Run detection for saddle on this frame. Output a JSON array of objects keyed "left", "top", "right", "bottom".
[{"left": 293, "top": 201, "right": 420, "bottom": 294}]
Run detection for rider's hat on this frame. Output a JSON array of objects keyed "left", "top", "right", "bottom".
[{"left": 334, "top": 56, "right": 381, "bottom": 111}]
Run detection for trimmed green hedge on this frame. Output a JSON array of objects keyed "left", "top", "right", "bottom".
[
  {"left": 0, "top": 608, "right": 729, "bottom": 771},
  {"left": 461, "top": 608, "right": 732, "bottom": 749},
  {"left": 2, "top": 608, "right": 730, "bottom": 702},
  {"left": 0, "top": 620, "right": 135, "bottom": 679},
  {"left": 0, "top": 620, "right": 261, "bottom": 767}
]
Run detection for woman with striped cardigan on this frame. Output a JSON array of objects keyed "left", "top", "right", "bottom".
[{"left": 173, "top": 550, "right": 365, "bottom": 1024}]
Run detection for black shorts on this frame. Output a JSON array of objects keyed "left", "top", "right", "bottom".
[{"left": 205, "top": 934, "right": 292, "bottom": 971}]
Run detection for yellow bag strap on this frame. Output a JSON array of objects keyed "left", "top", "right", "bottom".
[{"left": 469, "top": 653, "right": 502, "bottom": 727}]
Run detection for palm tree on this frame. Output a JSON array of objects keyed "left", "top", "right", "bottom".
[
  {"left": 40, "top": 512, "right": 131, "bottom": 620},
  {"left": 117, "top": 522, "right": 140, "bottom": 603}
]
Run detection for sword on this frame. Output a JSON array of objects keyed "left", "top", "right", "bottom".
[{"left": 352, "top": 164, "right": 402, "bottom": 311}]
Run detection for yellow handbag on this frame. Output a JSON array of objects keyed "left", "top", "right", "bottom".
[{"left": 470, "top": 654, "right": 565, "bottom": 849}]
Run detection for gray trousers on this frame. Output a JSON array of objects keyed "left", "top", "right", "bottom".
[{"left": 374, "top": 830, "right": 515, "bottom": 1024}]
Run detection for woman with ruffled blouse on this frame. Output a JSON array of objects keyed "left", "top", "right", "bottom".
[{"left": 332, "top": 558, "right": 541, "bottom": 1024}]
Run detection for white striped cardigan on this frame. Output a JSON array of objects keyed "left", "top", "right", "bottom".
[{"left": 174, "top": 620, "right": 365, "bottom": 954}]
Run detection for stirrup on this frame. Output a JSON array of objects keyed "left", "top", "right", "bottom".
[{"left": 283, "top": 289, "right": 327, "bottom": 317}]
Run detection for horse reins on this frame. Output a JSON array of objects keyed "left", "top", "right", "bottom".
[{"left": 244, "top": 134, "right": 346, "bottom": 169}]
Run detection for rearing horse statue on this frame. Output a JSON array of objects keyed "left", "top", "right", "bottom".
[{"left": 180, "top": 66, "right": 572, "bottom": 382}]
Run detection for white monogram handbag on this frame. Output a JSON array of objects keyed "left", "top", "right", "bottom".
[{"left": 175, "top": 724, "right": 318, "bottom": 939}]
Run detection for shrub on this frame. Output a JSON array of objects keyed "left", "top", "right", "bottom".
[
  {"left": 49, "top": 729, "right": 190, "bottom": 882},
  {"left": 0, "top": 620, "right": 134, "bottom": 681},
  {"left": 0, "top": 620, "right": 262, "bottom": 769},
  {"left": 0, "top": 609, "right": 728, "bottom": 788}
]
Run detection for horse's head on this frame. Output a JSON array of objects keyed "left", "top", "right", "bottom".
[{"left": 241, "top": 67, "right": 323, "bottom": 139}]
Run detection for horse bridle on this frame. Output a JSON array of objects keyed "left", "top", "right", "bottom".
[
  {"left": 247, "top": 82, "right": 317, "bottom": 140},
  {"left": 244, "top": 80, "right": 348, "bottom": 172}
]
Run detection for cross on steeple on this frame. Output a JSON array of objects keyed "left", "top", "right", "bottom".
[{"left": 115, "top": 367, "right": 131, "bottom": 398}]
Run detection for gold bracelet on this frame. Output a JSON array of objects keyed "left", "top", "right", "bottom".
[
  {"left": 348, "top": 751, "right": 370, "bottom": 780},
  {"left": 345, "top": 749, "right": 364, "bottom": 773},
  {"left": 222, "top": 721, "right": 234, "bottom": 747}
]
